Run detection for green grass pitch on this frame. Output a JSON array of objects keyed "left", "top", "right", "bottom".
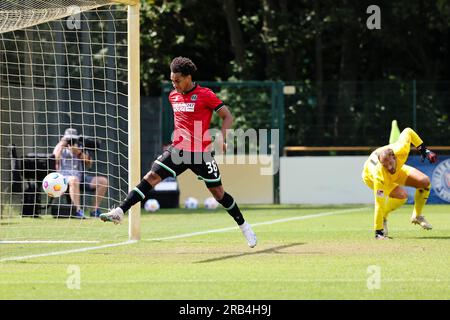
[{"left": 1, "top": 204, "right": 449, "bottom": 300}]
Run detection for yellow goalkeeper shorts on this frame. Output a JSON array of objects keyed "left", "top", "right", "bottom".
[{"left": 362, "top": 164, "right": 413, "bottom": 196}]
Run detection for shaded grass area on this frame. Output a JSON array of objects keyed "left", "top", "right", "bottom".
[{"left": 0, "top": 204, "right": 449, "bottom": 299}]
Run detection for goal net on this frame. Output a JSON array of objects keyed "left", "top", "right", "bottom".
[{"left": 0, "top": 0, "right": 140, "bottom": 260}]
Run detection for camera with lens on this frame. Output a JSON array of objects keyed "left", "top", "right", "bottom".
[
  {"left": 63, "top": 136, "right": 101, "bottom": 151},
  {"left": 64, "top": 137, "right": 79, "bottom": 146}
]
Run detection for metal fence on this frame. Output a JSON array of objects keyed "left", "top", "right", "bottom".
[
  {"left": 161, "top": 81, "right": 285, "bottom": 154},
  {"left": 283, "top": 80, "right": 450, "bottom": 148},
  {"left": 161, "top": 80, "right": 449, "bottom": 152}
]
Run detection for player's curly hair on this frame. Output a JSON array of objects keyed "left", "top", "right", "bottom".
[{"left": 170, "top": 56, "right": 197, "bottom": 76}]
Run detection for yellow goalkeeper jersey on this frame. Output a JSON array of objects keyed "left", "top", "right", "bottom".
[
  {"left": 363, "top": 127, "right": 424, "bottom": 210},
  {"left": 363, "top": 127, "right": 423, "bottom": 186},
  {"left": 362, "top": 128, "right": 425, "bottom": 230}
]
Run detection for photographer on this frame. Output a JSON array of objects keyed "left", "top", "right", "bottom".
[{"left": 53, "top": 128, "right": 108, "bottom": 218}]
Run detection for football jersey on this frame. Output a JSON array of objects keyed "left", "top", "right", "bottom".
[
  {"left": 168, "top": 84, "right": 224, "bottom": 152},
  {"left": 362, "top": 128, "right": 423, "bottom": 219},
  {"left": 365, "top": 127, "right": 423, "bottom": 187}
]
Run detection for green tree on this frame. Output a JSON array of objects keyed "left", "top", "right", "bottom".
[
  {"left": 139, "top": 0, "right": 449, "bottom": 146},
  {"left": 140, "top": 0, "right": 232, "bottom": 95}
]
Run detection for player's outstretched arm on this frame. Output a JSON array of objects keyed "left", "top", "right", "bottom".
[{"left": 398, "top": 127, "right": 423, "bottom": 147}]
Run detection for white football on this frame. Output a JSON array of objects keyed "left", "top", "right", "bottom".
[
  {"left": 184, "top": 197, "right": 199, "bottom": 209},
  {"left": 42, "top": 172, "right": 68, "bottom": 198},
  {"left": 144, "top": 199, "right": 160, "bottom": 212},
  {"left": 204, "top": 197, "right": 219, "bottom": 210}
]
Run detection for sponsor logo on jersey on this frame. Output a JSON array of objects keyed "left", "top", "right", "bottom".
[
  {"left": 431, "top": 158, "right": 450, "bottom": 202},
  {"left": 173, "top": 102, "right": 195, "bottom": 112},
  {"left": 376, "top": 189, "right": 384, "bottom": 197},
  {"left": 191, "top": 94, "right": 198, "bottom": 101}
]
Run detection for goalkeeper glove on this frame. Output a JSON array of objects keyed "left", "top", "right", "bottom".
[{"left": 418, "top": 144, "right": 437, "bottom": 163}]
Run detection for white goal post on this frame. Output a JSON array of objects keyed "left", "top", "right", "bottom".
[
  {"left": 127, "top": 1, "right": 140, "bottom": 240},
  {"left": 0, "top": 0, "right": 141, "bottom": 242}
]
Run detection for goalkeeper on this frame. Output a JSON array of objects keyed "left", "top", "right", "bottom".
[{"left": 362, "top": 128, "right": 437, "bottom": 239}]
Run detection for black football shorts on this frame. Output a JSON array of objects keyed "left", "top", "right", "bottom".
[{"left": 151, "top": 146, "right": 222, "bottom": 188}]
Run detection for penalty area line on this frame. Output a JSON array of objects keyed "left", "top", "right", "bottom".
[
  {"left": 144, "top": 206, "right": 369, "bottom": 242},
  {"left": 0, "top": 240, "right": 100, "bottom": 244},
  {"left": 0, "top": 240, "right": 137, "bottom": 263}
]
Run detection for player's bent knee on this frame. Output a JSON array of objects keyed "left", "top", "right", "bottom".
[
  {"left": 419, "top": 176, "right": 430, "bottom": 189},
  {"left": 209, "top": 186, "right": 224, "bottom": 200},
  {"left": 98, "top": 176, "right": 108, "bottom": 187},
  {"left": 391, "top": 187, "right": 408, "bottom": 199},
  {"left": 144, "top": 171, "right": 161, "bottom": 186}
]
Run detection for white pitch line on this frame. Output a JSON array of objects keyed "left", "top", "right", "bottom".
[
  {"left": 0, "top": 278, "right": 448, "bottom": 285},
  {"left": 144, "top": 206, "right": 369, "bottom": 242},
  {"left": 0, "top": 240, "right": 137, "bottom": 263},
  {"left": 0, "top": 240, "right": 100, "bottom": 244},
  {"left": 0, "top": 207, "right": 369, "bottom": 262}
]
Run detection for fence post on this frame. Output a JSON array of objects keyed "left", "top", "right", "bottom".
[
  {"left": 269, "top": 81, "right": 285, "bottom": 204},
  {"left": 277, "top": 81, "right": 285, "bottom": 156},
  {"left": 269, "top": 82, "right": 278, "bottom": 203}
]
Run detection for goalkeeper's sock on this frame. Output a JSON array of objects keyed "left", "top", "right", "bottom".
[
  {"left": 384, "top": 197, "right": 407, "bottom": 219},
  {"left": 217, "top": 192, "right": 245, "bottom": 225},
  {"left": 119, "top": 179, "right": 153, "bottom": 213},
  {"left": 374, "top": 208, "right": 385, "bottom": 231},
  {"left": 412, "top": 184, "right": 431, "bottom": 218}
]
